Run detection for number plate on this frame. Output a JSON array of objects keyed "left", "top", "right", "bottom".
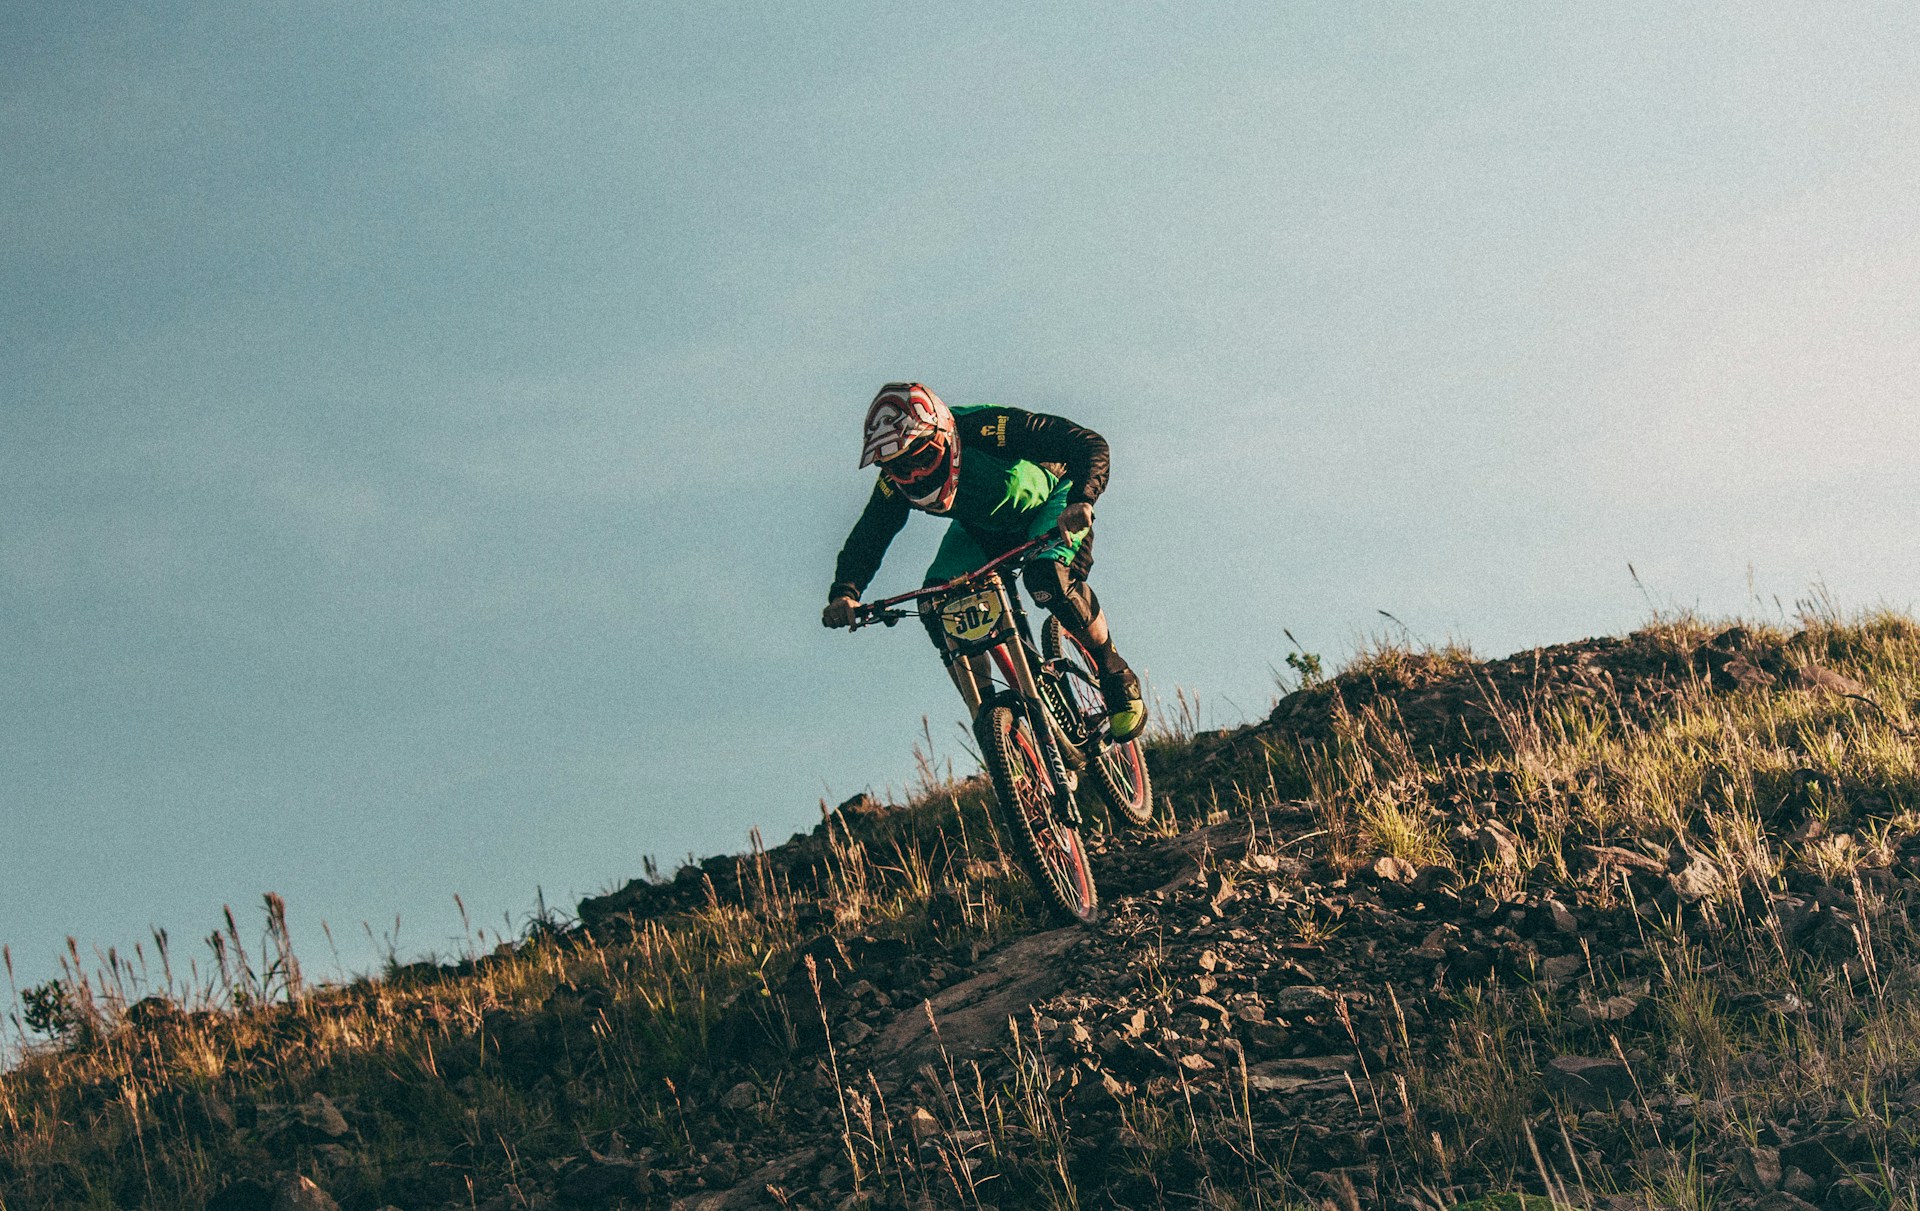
[{"left": 940, "top": 589, "right": 1007, "bottom": 644}]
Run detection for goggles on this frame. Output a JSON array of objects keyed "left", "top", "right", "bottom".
[{"left": 880, "top": 434, "right": 946, "bottom": 484}]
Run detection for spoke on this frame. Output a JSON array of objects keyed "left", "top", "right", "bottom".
[{"left": 996, "top": 705, "right": 1094, "bottom": 918}]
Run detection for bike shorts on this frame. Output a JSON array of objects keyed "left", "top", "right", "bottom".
[
  {"left": 921, "top": 479, "right": 1090, "bottom": 587},
  {"left": 918, "top": 482, "right": 1099, "bottom": 649}
]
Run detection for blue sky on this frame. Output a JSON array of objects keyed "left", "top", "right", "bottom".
[{"left": 5, "top": 1, "right": 1919, "bottom": 996}]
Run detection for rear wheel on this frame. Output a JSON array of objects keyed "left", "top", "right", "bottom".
[
  {"left": 974, "top": 704, "right": 1098, "bottom": 923},
  {"left": 1043, "top": 617, "right": 1154, "bottom": 827}
]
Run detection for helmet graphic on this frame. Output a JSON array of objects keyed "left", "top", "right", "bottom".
[{"left": 860, "top": 382, "right": 961, "bottom": 512}]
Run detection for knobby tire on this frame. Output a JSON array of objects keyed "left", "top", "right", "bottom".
[{"left": 974, "top": 704, "right": 1099, "bottom": 924}]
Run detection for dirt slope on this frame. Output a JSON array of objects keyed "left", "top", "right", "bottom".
[
  {"left": 7, "top": 619, "right": 1919, "bottom": 1211},
  {"left": 555, "top": 621, "right": 1918, "bottom": 1211}
]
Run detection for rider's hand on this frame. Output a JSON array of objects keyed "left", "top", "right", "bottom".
[
  {"left": 822, "top": 595, "right": 861, "bottom": 629},
  {"left": 1056, "top": 502, "right": 1094, "bottom": 538}
]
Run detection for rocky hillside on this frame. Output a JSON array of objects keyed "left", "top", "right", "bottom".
[{"left": 7, "top": 612, "right": 1920, "bottom": 1211}]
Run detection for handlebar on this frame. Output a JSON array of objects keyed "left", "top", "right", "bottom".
[
  {"left": 848, "top": 606, "right": 912, "bottom": 630},
  {"left": 844, "top": 535, "right": 1055, "bottom": 632}
]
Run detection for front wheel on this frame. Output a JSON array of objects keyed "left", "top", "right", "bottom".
[
  {"left": 1042, "top": 617, "right": 1155, "bottom": 828},
  {"left": 974, "top": 704, "right": 1099, "bottom": 923}
]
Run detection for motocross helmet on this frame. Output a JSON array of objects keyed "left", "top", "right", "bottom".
[{"left": 860, "top": 382, "right": 960, "bottom": 512}]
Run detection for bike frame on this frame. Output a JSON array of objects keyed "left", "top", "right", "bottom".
[{"left": 850, "top": 537, "right": 1087, "bottom": 827}]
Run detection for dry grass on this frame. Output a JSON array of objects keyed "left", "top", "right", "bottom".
[
  {"left": 9, "top": 609, "right": 1920, "bottom": 1208},
  {"left": 0, "top": 764, "right": 1050, "bottom": 1209}
]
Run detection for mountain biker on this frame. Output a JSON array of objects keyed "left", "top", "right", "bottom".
[{"left": 822, "top": 382, "right": 1146, "bottom": 742}]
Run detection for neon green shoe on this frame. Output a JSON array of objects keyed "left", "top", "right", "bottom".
[{"left": 1101, "top": 669, "right": 1146, "bottom": 742}]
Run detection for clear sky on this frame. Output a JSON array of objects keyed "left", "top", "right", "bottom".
[{"left": 5, "top": 1, "right": 1918, "bottom": 995}]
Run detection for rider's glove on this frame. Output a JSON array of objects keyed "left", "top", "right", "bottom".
[
  {"left": 822, "top": 595, "right": 860, "bottom": 629},
  {"left": 1056, "top": 502, "right": 1094, "bottom": 539}
]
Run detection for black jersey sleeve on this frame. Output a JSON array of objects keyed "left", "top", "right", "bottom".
[
  {"left": 829, "top": 474, "right": 912, "bottom": 600},
  {"left": 969, "top": 407, "right": 1111, "bottom": 505}
]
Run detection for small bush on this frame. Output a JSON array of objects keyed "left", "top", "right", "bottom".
[{"left": 20, "top": 980, "right": 79, "bottom": 1040}]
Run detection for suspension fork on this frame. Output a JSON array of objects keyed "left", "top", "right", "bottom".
[
  {"left": 942, "top": 648, "right": 991, "bottom": 718},
  {"left": 989, "top": 642, "right": 1085, "bottom": 829}
]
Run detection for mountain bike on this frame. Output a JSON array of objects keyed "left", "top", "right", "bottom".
[{"left": 848, "top": 537, "right": 1153, "bottom": 922}]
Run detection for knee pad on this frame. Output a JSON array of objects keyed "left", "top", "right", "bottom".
[
  {"left": 917, "top": 597, "right": 946, "bottom": 650},
  {"left": 1023, "top": 560, "right": 1097, "bottom": 632}
]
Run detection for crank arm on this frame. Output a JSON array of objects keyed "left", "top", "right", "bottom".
[
  {"left": 1055, "top": 786, "right": 1085, "bottom": 830},
  {"left": 1026, "top": 697, "right": 1085, "bottom": 826}
]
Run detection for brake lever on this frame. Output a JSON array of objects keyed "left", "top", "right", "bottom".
[{"left": 848, "top": 607, "right": 904, "bottom": 632}]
